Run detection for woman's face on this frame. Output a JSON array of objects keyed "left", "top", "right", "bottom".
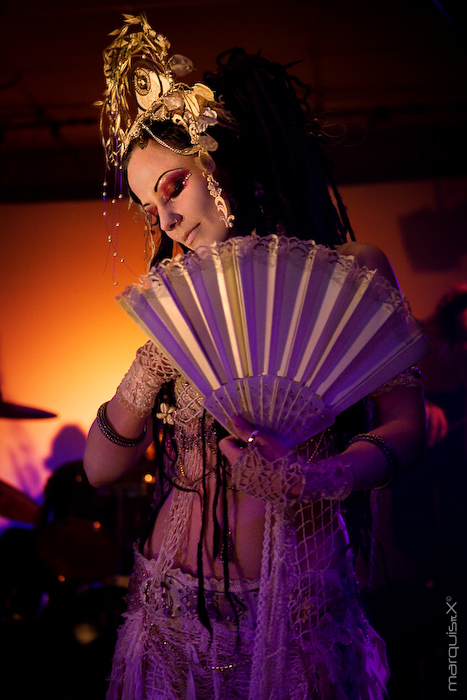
[{"left": 127, "top": 140, "right": 232, "bottom": 251}]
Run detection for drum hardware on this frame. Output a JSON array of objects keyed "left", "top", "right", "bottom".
[
  {"left": 0, "top": 479, "right": 40, "bottom": 524},
  {"left": 0, "top": 394, "right": 57, "bottom": 420}
]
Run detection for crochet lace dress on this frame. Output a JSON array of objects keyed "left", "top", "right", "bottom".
[{"left": 106, "top": 350, "right": 390, "bottom": 700}]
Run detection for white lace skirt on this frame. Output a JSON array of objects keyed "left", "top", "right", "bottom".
[
  {"left": 106, "top": 551, "right": 258, "bottom": 700},
  {"left": 106, "top": 550, "right": 388, "bottom": 700}
]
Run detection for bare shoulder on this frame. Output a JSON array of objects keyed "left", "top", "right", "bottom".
[{"left": 336, "top": 241, "right": 399, "bottom": 287}]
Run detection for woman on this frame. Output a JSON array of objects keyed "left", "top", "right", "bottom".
[{"left": 85, "top": 14, "right": 426, "bottom": 700}]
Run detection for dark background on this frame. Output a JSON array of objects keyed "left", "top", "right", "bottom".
[
  {"left": 1, "top": 0, "right": 466, "bottom": 202},
  {"left": 0, "top": 2, "right": 466, "bottom": 699}
]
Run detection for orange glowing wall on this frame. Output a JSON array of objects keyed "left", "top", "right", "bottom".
[
  {"left": 1, "top": 176, "right": 466, "bottom": 527},
  {"left": 0, "top": 200, "right": 149, "bottom": 525}
]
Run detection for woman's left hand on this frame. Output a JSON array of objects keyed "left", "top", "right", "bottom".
[
  {"left": 219, "top": 416, "right": 289, "bottom": 464},
  {"left": 219, "top": 416, "right": 353, "bottom": 505}
]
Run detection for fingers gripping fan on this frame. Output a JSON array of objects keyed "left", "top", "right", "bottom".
[{"left": 117, "top": 235, "right": 429, "bottom": 448}]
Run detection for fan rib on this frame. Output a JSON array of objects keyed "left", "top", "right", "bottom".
[{"left": 117, "top": 235, "right": 430, "bottom": 448}]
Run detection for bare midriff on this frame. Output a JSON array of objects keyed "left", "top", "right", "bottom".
[{"left": 144, "top": 471, "right": 349, "bottom": 580}]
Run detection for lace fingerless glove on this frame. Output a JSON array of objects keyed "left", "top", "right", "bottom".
[
  {"left": 116, "top": 340, "right": 178, "bottom": 418},
  {"left": 231, "top": 446, "right": 353, "bottom": 507}
]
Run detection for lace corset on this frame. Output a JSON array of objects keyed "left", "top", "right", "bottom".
[
  {"left": 172, "top": 376, "right": 205, "bottom": 425},
  {"left": 161, "top": 375, "right": 218, "bottom": 485}
]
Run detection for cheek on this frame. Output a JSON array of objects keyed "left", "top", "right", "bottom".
[
  {"left": 188, "top": 185, "right": 216, "bottom": 224},
  {"left": 188, "top": 173, "right": 230, "bottom": 235},
  {"left": 196, "top": 178, "right": 216, "bottom": 211}
]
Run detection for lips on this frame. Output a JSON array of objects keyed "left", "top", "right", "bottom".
[{"left": 183, "top": 224, "right": 200, "bottom": 248}]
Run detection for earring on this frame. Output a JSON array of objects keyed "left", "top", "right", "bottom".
[{"left": 203, "top": 172, "right": 235, "bottom": 229}]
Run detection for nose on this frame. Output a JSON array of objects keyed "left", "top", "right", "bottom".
[{"left": 159, "top": 207, "right": 183, "bottom": 235}]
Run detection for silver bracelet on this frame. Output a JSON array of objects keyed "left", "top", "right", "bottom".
[
  {"left": 347, "top": 432, "right": 399, "bottom": 489},
  {"left": 96, "top": 401, "right": 147, "bottom": 448}
]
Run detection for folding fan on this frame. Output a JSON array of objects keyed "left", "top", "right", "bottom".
[{"left": 117, "top": 235, "right": 429, "bottom": 447}]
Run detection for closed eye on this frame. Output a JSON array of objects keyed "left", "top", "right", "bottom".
[{"left": 163, "top": 171, "right": 192, "bottom": 203}]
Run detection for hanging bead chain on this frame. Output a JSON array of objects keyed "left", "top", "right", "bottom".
[
  {"left": 102, "top": 163, "right": 140, "bottom": 286},
  {"left": 150, "top": 622, "right": 239, "bottom": 672},
  {"left": 306, "top": 429, "right": 329, "bottom": 462}
]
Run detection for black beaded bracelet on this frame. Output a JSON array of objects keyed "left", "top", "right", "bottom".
[
  {"left": 347, "top": 432, "right": 399, "bottom": 489},
  {"left": 96, "top": 401, "right": 147, "bottom": 448}
]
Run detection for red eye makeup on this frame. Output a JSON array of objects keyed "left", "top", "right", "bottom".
[{"left": 160, "top": 170, "right": 192, "bottom": 203}]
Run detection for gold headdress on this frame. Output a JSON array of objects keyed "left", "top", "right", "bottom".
[{"left": 97, "top": 13, "right": 234, "bottom": 229}]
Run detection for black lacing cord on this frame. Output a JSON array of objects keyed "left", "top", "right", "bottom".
[
  {"left": 212, "top": 443, "right": 223, "bottom": 561},
  {"left": 219, "top": 449, "right": 240, "bottom": 639},
  {"left": 198, "top": 418, "right": 240, "bottom": 638},
  {"left": 196, "top": 410, "right": 213, "bottom": 637}
]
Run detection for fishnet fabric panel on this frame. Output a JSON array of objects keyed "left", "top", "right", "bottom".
[
  {"left": 231, "top": 447, "right": 353, "bottom": 507},
  {"left": 249, "top": 504, "right": 291, "bottom": 698},
  {"left": 243, "top": 431, "right": 386, "bottom": 699},
  {"left": 293, "top": 500, "right": 341, "bottom": 572},
  {"left": 116, "top": 341, "right": 178, "bottom": 417},
  {"left": 291, "top": 507, "right": 347, "bottom": 645},
  {"left": 173, "top": 376, "right": 205, "bottom": 425},
  {"left": 249, "top": 501, "right": 387, "bottom": 700},
  {"left": 291, "top": 435, "right": 349, "bottom": 645},
  {"left": 153, "top": 487, "right": 196, "bottom": 576}
]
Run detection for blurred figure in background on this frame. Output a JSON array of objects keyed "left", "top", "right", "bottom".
[{"left": 363, "top": 283, "right": 467, "bottom": 699}]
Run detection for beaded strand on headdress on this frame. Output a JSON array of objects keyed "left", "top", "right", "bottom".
[{"left": 96, "top": 13, "right": 236, "bottom": 281}]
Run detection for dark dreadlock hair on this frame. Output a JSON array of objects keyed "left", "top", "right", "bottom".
[
  {"left": 204, "top": 48, "right": 355, "bottom": 246},
  {"left": 125, "top": 48, "right": 355, "bottom": 267}
]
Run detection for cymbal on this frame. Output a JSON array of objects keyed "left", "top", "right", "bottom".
[
  {"left": 0, "top": 479, "right": 40, "bottom": 523},
  {"left": 0, "top": 400, "right": 57, "bottom": 420}
]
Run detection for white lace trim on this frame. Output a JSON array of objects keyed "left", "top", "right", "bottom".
[
  {"left": 116, "top": 340, "right": 178, "bottom": 417},
  {"left": 370, "top": 366, "right": 423, "bottom": 397}
]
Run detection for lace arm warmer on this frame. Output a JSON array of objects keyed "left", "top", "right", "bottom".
[
  {"left": 370, "top": 366, "right": 422, "bottom": 398},
  {"left": 231, "top": 447, "right": 353, "bottom": 508},
  {"left": 116, "top": 340, "right": 178, "bottom": 418}
]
